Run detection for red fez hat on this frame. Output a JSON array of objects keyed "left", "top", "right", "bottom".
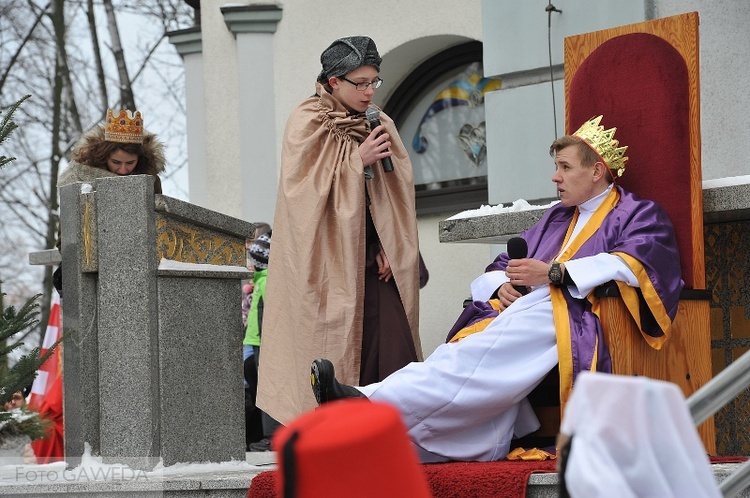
[{"left": 272, "top": 399, "right": 432, "bottom": 498}]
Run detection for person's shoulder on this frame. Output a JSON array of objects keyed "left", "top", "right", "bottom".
[
  {"left": 379, "top": 108, "right": 398, "bottom": 126},
  {"left": 539, "top": 201, "right": 575, "bottom": 222},
  {"left": 58, "top": 162, "right": 79, "bottom": 187},
  {"left": 59, "top": 161, "right": 113, "bottom": 187},
  {"left": 285, "top": 93, "right": 321, "bottom": 124},
  {"left": 284, "top": 95, "right": 331, "bottom": 141},
  {"left": 616, "top": 186, "right": 664, "bottom": 212},
  {"left": 290, "top": 87, "right": 324, "bottom": 113}
]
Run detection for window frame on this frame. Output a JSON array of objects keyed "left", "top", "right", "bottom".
[{"left": 384, "top": 41, "right": 487, "bottom": 215}]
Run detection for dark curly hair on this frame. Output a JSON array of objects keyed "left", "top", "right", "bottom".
[
  {"left": 68, "top": 125, "right": 166, "bottom": 192},
  {"left": 71, "top": 126, "right": 162, "bottom": 177}
]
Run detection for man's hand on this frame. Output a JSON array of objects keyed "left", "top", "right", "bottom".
[
  {"left": 376, "top": 245, "right": 393, "bottom": 282},
  {"left": 497, "top": 258, "right": 565, "bottom": 309},
  {"left": 495, "top": 282, "right": 525, "bottom": 311},
  {"left": 358, "top": 125, "right": 392, "bottom": 168},
  {"left": 505, "top": 257, "right": 553, "bottom": 287}
]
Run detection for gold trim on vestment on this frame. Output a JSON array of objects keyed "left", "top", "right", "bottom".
[
  {"left": 552, "top": 187, "right": 620, "bottom": 411},
  {"left": 448, "top": 299, "right": 502, "bottom": 343},
  {"left": 611, "top": 252, "right": 672, "bottom": 349}
]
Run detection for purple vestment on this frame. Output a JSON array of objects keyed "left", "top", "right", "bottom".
[{"left": 447, "top": 185, "right": 683, "bottom": 382}]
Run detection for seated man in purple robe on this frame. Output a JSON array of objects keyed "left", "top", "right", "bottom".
[{"left": 310, "top": 116, "right": 684, "bottom": 462}]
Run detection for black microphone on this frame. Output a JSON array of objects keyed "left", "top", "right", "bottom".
[
  {"left": 507, "top": 237, "right": 529, "bottom": 295},
  {"left": 365, "top": 106, "right": 394, "bottom": 173}
]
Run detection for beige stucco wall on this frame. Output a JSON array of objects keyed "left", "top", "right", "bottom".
[{"left": 417, "top": 215, "right": 493, "bottom": 356}]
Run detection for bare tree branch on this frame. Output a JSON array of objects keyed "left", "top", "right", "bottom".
[
  {"left": 0, "top": 2, "right": 51, "bottom": 95},
  {"left": 86, "top": 0, "right": 109, "bottom": 111},
  {"left": 129, "top": 33, "right": 165, "bottom": 85},
  {"left": 0, "top": 0, "right": 194, "bottom": 337},
  {"left": 103, "top": 0, "right": 135, "bottom": 110}
]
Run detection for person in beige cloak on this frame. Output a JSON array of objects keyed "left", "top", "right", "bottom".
[{"left": 257, "top": 36, "right": 424, "bottom": 424}]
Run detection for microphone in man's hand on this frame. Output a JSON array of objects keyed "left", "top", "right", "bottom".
[
  {"left": 507, "top": 237, "right": 529, "bottom": 295},
  {"left": 365, "top": 106, "right": 394, "bottom": 172}
]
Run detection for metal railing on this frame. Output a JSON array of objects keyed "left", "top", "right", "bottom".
[{"left": 687, "top": 349, "right": 750, "bottom": 498}]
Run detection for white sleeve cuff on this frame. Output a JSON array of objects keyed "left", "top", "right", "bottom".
[
  {"left": 564, "top": 254, "right": 639, "bottom": 298},
  {"left": 470, "top": 270, "right": 509, "bottom": 301}
]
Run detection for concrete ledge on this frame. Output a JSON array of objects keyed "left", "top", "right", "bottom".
[
  {"left": 157, "top": 259, "right": 251, "bottom": 280},
  {"left": 439, "top": 209, "right": 546, "bottom": 244},
  {"left": 157, "top": 268, "right": 252, "bottom": 280},
  {"left": 4, "top": 457, "right": 743, "bottom": 497},
  {"left": 439, "top": 183, "right": 750, "bottom": 244},
  {"left": 155, "top": 195, "right": 255, "bottom": 240},
  {"left": 703, "top": 183, "right": 750, "bottom": 223},
  {"left": 0, "top": 453, "right": 274, "bottom": 497},
  {"left": 28, "top": 249, "right": 62, "bottom": 266},
  {"left": 524, "top": 463, "right": 750, "bottom": 497}
]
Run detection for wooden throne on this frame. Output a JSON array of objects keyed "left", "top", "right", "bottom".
[{"left": 519, "top": 12, "right": 715, "bottom": 455}]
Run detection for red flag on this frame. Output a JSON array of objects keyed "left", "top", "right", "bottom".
[{"left": 28, "top": 292, "right": 65, "bottom": 463}]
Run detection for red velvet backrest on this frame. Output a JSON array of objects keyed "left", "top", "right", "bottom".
[{"left": 567, "top": 33, "right": 695, "bottom": 288}]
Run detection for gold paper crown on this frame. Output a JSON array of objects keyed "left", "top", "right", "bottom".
[
  {"left": 572, "top": 115, "right": 628, "bottom": 178},
  {"left": 104, "top": 109, "right": 144, "bottom": 144}
]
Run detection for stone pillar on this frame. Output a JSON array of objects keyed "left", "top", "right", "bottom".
[
  {"left": 55, "top": 175, "right": 253, "bottom": 469},
  {"left": 168, "top": 27, "right": 208, "bottom": 207},
  {"left": 58, "top": 183, "right": 101, "bottom": 459},
  {"left": 222, "top": 3, "right": 283, "bottom": 224},
  {"left": 96, "top": 176, "right": 161, "bottom": 467}
]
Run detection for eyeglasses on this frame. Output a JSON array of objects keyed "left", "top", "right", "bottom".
[{"left": 340, "top": 76, "right": 383, "bottom": 92}]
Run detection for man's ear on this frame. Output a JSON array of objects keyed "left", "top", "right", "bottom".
[
  {"left": 592, "top": 161, "right": 607, "bottom": 182},
  {"left": 328, "top": 76, "right": 339, "bottom": 89}
]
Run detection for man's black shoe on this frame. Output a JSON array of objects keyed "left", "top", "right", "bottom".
[
  {"left": 247, "top": 438, "right": 272, "bottom": 452},
  {"left": 310, "top": 358, "right": 366, "bottom": 405}
]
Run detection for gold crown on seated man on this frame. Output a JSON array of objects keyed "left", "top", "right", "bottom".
[
  {"left": 572, "top": 115, "right": 628, "bottom": 177},
  {"left": 104, "top": 109, "right": 144, "bottom": 144}
]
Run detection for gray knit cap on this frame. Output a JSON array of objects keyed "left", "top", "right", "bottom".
[
  {"left": 248, "top": 232, "right": 271, "bottom": 270},
  {"left": 317, "top": 36, "right": 382, "bottom": 83}
]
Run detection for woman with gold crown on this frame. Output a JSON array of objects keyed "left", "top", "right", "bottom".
[
  {"left": 54, "top": 109, "right": 166, "bottom": 295},
  {"left": 58, "top": 109, "right": 165, "bottom": 193}
]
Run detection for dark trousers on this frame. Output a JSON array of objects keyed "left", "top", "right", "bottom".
[
  {"left": 244, "top": 352, "right": 264, "bottom": 445},
  {"left": 246, "top": 346, "right": 282, "bottom": 439}
]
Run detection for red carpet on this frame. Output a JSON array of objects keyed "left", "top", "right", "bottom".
[
  {"left": 246, "top": 456, "right": 747, "bottom": 498},
  {"left": 247, "top": 459, "right": 557, "bottom": 498}
]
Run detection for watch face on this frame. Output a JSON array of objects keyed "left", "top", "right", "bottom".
[{"left": 549, "top": 263, "right": 562, "bottom": 284}]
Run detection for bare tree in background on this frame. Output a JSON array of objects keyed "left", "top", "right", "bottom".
[
  {"left": 102, "top": 0, "right": 136, "bottom": 110},
  {"left": 86, "top": 0, "right": 109, "bottom": 112},
  {"left": 0, "top": 0, "right": 194, "bottom": 351}
]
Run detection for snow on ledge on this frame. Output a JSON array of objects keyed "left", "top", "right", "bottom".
[
  {"left": 446, "top": 198, "right": 561, "bottom": 221},
  {"left": 158, "top": 258, "right": 249, "bottom": 274},
  {"left": 702, "top": 175, "right": 750, "bottom": 189},
  {"left": 0, "top": 442, "right": 260, "bottom": 486},
  {"left": 446, "top": 176, "right": 750, "bottom": 221}
]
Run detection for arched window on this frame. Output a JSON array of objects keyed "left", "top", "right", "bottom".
[{"left": 385, "top": 42, "right": 497, "bottom": 214}]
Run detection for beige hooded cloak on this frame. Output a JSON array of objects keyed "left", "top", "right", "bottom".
[{"left": 257, "top": 83, "right": 422, "bottom": 424}]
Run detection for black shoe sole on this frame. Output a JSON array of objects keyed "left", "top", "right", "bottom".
[{"left": 311, "top": 359, "right": 332, "bottom": 404}]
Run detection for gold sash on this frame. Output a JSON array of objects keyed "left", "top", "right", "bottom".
[
  {"left": 605, "top": 253, "right": 673, "bottom": 349},
  {"left": 552, "top": 187, "right": 620, "bottom": 410}
]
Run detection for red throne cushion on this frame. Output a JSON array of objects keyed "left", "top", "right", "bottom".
[{"left": 568, "top": 32, "right": 694, "bottom": 288}]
